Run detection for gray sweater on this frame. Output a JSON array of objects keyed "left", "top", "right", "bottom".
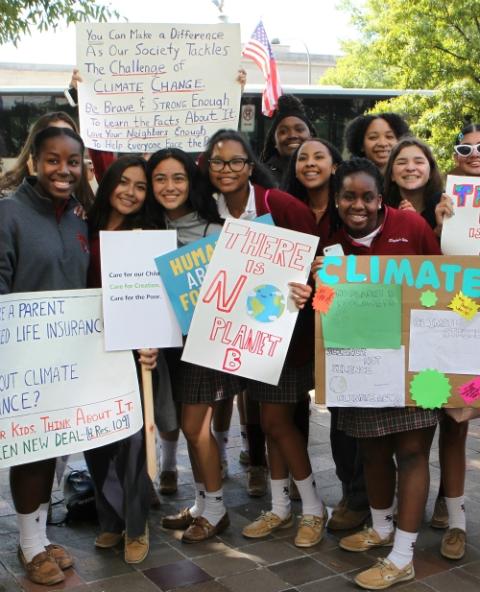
[
  {"left": 163, "top": 211, "right": 222, "bottom": 247},
  {"left": 0, "top": 178, "right": 89, "bottom": 294}
]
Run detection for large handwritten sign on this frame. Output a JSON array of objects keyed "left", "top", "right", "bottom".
[
  {"left": 442, "top": 175, "right": 480, "bottom": 255},
  {"left": 315, "top": 255, "right": 480, "bottom": 408},
  {"left": 182, "top": 219, "right": 319, "bottom": 385},
  {"left": 0, "top": 290, "right": 142, "bottom": 468},
  {"left": 100, "top": 230, "right": 182, "bottom": 350},
  {"left": 76, "top": 23, "right": 241, "bottom": 153}
]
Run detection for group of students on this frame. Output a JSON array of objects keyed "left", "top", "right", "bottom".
[{"left": 0, "top": 89, "right": 478, "bottom": 590}]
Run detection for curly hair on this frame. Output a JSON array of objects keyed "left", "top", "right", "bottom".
[{"left": 345, "top": 113, "right": 410, "bottom": 158}]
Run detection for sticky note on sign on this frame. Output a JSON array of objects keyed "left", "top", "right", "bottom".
[
  {"left": 458, "top": 377, "right": 480, "bottom": 405},
  {"left": 448, "top": 292, "right": 480, "bottom": 320},
  {"left": 410, "top": 369, "right": 452, "bottom": 409},
  {"left": 313, "top": 284, "right": 336, "bottom": 313}
]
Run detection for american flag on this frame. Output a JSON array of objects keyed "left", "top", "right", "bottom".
[{"left": 242, "top": 20, "right": 282, "bottom": 117}]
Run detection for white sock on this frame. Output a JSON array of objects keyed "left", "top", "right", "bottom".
[
  {"left": 17, "top": 510, "right": 45, "bottom": 562},
  {"left": 371, "top": 506, "right": 395, "bottom": 538},
  {"left": 37, "top": 502, "right": 51, "bottom": 547},
  {"left": 387, "top": 528, "right": 417, "bottom": 569},
  {"left": 294, "top": 474, "right": 324, "bottom": 517},
  {"left": 240, "top": 424, "right": 249, "bottom": 452},
  {"left": 189, "top": 482, "right": 205, "bottom": 518},
  {"left": 445, "top": 496, "right": 466, "bottom": 531},
  {"left": 270, "top": 478, "right": 291, "bottom": 520},
  {"left": 213, "top": 430, "right": 229, "bottom": 462},
  {"left": 202, "top": 488, "right": 226, "bottom": 526},
  {"left": 160, "top": 438, "right": 178, "bottom": 473}
]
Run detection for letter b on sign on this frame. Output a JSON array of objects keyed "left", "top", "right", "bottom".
[{"left": 222, "top": 348, "right": 241, "bottom": 372}]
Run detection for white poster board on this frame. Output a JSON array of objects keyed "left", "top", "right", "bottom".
[
  {"left": 0, "top": 289, "right": 142, "bottom": 468},
  {"left": 76, "top": 22, "right": 241, "bottom": 153},
  {"left": 325, "top": 347, "right": 405, "bottom": 407},
  {"left": 182, "top": 219, "right": 319, "bottom": 385},
  {"left": 100, "top": 230, "right": 182, "bottom": 350},
  {"left": 441, "top": 175, "right": 480, "bottom": 255}
]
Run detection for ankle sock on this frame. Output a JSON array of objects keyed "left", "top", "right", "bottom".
[
  {"left": 17, "top": 510, "right": 45, "bottom": 562},
  {"left": 189, "top": 482, "right": 206, "bottom": 518},
  {"left": 270, "top": 478, "right": 291, "bottom": 520},
  {"left": 293, "top": 474, "right": 324, "bottom": 517},
  {"left": 445, "top": 496, "right": 466, "bottom": 531},
  {"left": 213, "top": 430, "right": 229, "bottom": 463},
  {"left": 37, "top": 502, "right": 51, "bottom": 547},
  {"left": 387, "top": 528, "right": 417, "bottom": 569},
  {"left": 371, "top": 505, "right": 395, "bottom": 538},
  {"left": 160, "top": 438, "right": 178, "bottom": 473},
  {"left": 202, "top": 488, "right": 226, "bottom": 526}
]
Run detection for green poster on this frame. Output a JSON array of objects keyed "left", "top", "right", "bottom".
[{"left": 321, "top": 283, "right": 401, "bottom": 349}]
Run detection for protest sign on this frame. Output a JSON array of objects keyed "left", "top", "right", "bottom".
[
  {"left": 182, "top": 219, "right": 319, "bottom": 385},
  {"left": 155, "top": 214, "right": 274, "bottom": 334},
  {"left": 315, "top": 255, "right": 480, "bottom": 408},
  {"left": 100, "top": 230, "right": 182, "bottom": 350},
  {"left": 0, "top": 289, "right": 142, "bottom": 468},
  {"left": 441, "top": 175, "right": 480, "bottom": 255},
  {"left": 76, "top": 23, "right": 241, "bottom": 153}
]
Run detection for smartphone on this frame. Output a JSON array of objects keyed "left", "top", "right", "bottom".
[
  {"left": 323, "top": 243, "right": 344, "bottom": 256},
  {"left": 63, "top": 87, "right": 78, "bottom": 108}
]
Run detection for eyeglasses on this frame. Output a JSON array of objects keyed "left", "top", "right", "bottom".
[
  {"left": 454, "top": 143, "right": 480, "bottom": 157},
  {"left": 208, "top": 157, "right": 250, "bottom": 172}
]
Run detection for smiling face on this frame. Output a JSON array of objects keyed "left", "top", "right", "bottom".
[
  {"left": 391, "top": 145, "right": 431, "bottom": 192},
  {"left": 109, "top": 165, "right": 147, "bottom": 218},
  {"left": 363, "top": 118, "right": 397, "bottom": 169},
  {"left": 454, "top": 130, "right": 480, "bottom": 176},
  {"left": 208, "top": 140, "right": 252, "bottom": 195},
  {"left": 33, "top": 135, "right": 83, "bottom": 201},
  {"left": 336, "top": 171, "right": 382, "bottom": 237},
  {"left": 151, "top": 157, "right": 190, "bottom": 219},
  {"left": 295, "top": 140, "right": 335, "bottom": 190},
  {"left": 274, "top": 116, "right": 311, "bottom": 157}
]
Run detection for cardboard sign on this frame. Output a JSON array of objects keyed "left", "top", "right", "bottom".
[
  {"left": 76, "top": 22, "right": 241, "bottom": 153},
  {"left": 442, "top": 175, "right": 480, "bottom": 255},
  {"left": 155, "top": 214, "right": 274, "bottom": 334},
  {"left": 315, "top": 255, "right": 480, "bottom": 408},
  {"left": 100, "top": 230, "right": 182, "bottom": 350},
  {"left": 182, "top": 219, "right": 319, "bottom": 385},
  {"left": 0, "top": 290, "right": 143, "bottom": 468}
]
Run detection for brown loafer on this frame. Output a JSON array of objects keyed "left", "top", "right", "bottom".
[
  {"left": 162, "top": 508, "right": 194, "bottom": 530},
  {"left": 18, "top": 548, "right": 65, "bottom": 586},
  {"left": 159, "top": 470, "right": 178, "bottom": 495},
  {"left": 182, "top": 513, "right": 230, "bottom": 543},
  {"left": 45, "top": 543, "right": 74, "bottom": 570}
]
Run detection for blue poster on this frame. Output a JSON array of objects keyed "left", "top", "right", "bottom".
[{"left": 155, "top": 214, "right": 274, "bottom": 334}]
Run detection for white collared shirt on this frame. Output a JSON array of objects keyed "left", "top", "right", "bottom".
[{"left": 214, "top": 182, "right": 257, "bottom": 220}]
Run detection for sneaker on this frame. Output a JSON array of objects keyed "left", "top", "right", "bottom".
[
  {"left": 17, "top": 547, "right": 65, "bottom": 586},
  {"left": 289, "top": 477, "right": 301, "bottom": 501},
  {"left": 328, "top": 502, "right": 370, "bottom": 531},
  {"left": 239, "top": 449, "right": 250, "bottom": 465},
  {"left": 340, "top": 527, "right": 394, "bottom": 552},
  {"left": 431, "top": 496, "right": 449, "bottom": 529},
  {"left": 159, "top": 470, "right": 178, "bottom": 495},
  {"left": 294, "top": 507, "right": 328, "bottom": 548},
  {"left": 45, "top": 544, "right": 74, "bottom": 570},
  {"left": 221, "top": 460, "right": 228, "bottom": 480},
  {"left": 247, "top": 466, "right": 268, "bottom": 497},
  {"left": 355, "top": 558, "right": 414, "bottom": 590},
  {"left": 124, "top": 525, "right": 149, "bottom": 564},
  {"left": 242, "top": 511, "right": 293, "bottom": 539},
  {"left": 440, "top": 527, "right": 466, "bottom": 560},
  {"left": 95, "top": 531, "right": 124, "bottom": 548}
]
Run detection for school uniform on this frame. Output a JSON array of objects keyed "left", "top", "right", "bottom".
[{"left": 325, "top": 206, "right": 442, "bottom": 438}]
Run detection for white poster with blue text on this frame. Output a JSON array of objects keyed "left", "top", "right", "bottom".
[{"left": 0, "top": 289, "right": 142, "bottom": 468}]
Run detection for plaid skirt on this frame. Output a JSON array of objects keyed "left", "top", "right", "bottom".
[
  {"left": 171, "top": 360, "right": 242, "bottom": 404},
  {"left": 246, "top": 361, "right": 314, "bottom": 403},
  {"left": 337, "top": 407, "right": 441, "bottom": 438}
]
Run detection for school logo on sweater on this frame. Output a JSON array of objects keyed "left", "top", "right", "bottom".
[{"left": 388, "top": 237, "right": 409, "bottom": 243}]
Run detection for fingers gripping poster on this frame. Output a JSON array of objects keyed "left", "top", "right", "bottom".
[
  {"left": 182, "top": 219, "right": 319, "bottom": 385},
  {"left": 0, "top": 289, "right": 142, "bottom": 468}
]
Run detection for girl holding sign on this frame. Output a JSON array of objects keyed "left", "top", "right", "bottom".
[
  {"left": 385, "top": 137, "right": 467, "bottom": 560},
  {"left": 0, "top": 127, "right": 88, "bottom": 585},
  {"left": 85, "top": 155, "right": 163, "bottom": 564},
  {"left": 145, "top": 147, "right": 239, "bottom": 542},
  {"left": 284, "top": 139, "right": 371, "bottom": 533},
  {"left": 200, "top": 130, "right": 327, "bottom": 548},
  {"left": 313, "top": 158, "right": 441, "bottom": 589}
]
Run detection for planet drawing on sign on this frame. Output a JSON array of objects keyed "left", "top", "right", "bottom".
[{"left": 247, "top": 284, "right": 285, "bottom": 323}]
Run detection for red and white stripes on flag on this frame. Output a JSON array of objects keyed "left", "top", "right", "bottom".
[{"left": 242, "top": 20, "right": 282, "bottom": 117}]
